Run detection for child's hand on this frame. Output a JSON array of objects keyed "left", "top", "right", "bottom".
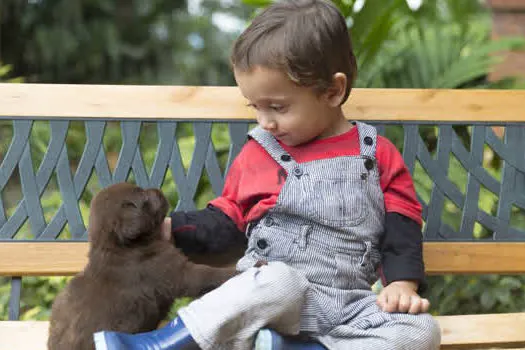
[
  {"left": 376, "top": 280, "right": 430, "bottom": 314},
  {"left": 162, "top": 217, "right": 172, "bottom": 241}
]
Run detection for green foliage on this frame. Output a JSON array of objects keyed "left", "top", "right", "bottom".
[
  {"left": 0, "top": 279, "right": 9, "bottom": 318},
  {"left": 19, "top": 277, "right": 72, "bottom": 320},
  {"left": 0, "top": 62, "right": 23, "bottom": 83},
  {"left": 426, "top": 275, "right": 525, "bottom": 315},
  {"left": 244, "top": 0, "right": 525, "bottom": 89},
  {"left": 365, "top": 22, "right": 524, "bottom": 89},
  {"left": 0, "top": 276, "right": 72, "bottom": 321},
  {"left": 167, "top": 297, "right": 193, "bottom": 320},
  {"left": 0, "top": 0, "right": 249, "bottom": 84}
]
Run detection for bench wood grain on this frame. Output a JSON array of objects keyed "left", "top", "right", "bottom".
[
  {"left": 0, "top": 321, "right": 49, "bottom": 350},
  {"left": 3, "top": 315, "right": 525, "bottom": 350},
  {"left": 436, "top": 313, "right": 525, "bottom": 349},
  {"left": 0, "top": 84, "right": 524, "bottom": 122}
]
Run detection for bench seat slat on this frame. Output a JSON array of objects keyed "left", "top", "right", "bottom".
[
  {"left": 0, "top": 321, "right": 49, "bottom": 350},
  {"left": 2, "top": 315, "right": 525, "bottom": 350},
  {"left": 436, "top": 312, "right": 525, "bottom": 349}
]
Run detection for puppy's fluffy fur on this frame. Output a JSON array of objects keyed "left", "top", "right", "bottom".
[{"left": 48, "top": 182, "right": 237, "bottom": 350}]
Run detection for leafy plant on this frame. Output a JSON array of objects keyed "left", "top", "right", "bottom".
[
  {"left": 243, "top": 0, "right": 525, "bottom": 89},
  {"left": 0, "top": 62, "right": 23, "bottom": 83},
  {"left": 425, "top": 274, "right": 525, "bottom": 315},
  {"left": 365, "top": 22, "right": 524, "bottom": 89}
]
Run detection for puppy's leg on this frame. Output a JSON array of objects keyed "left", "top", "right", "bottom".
[{"left": 181, "top": 263, "right": 237, "bottom": 297}]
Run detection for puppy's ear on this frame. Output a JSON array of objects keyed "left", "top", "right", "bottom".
[{"left": 114, "top": 200, "right": 153, "bottom": 245}]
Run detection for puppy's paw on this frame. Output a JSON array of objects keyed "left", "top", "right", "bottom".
[{"left": 254, "top": 260, "right": 268, "bottom": 268}]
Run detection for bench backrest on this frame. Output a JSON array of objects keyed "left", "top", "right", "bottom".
[{"left": 1, "top": 84, "right": 525, "bottom": 320}]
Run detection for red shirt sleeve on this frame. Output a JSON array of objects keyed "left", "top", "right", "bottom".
[
  {"left": 209, "top": 139, "right": 286, "bottom": 233},
  {"left": 208, "top": 147, "right": 248, "bottom": 232},
  {"left": 377, "top": 136, "right": 422, "bottom": 226}
]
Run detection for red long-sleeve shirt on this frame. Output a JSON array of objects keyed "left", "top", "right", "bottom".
[{"left": 210, "top": 127, "right": 422, "bottom": 232}]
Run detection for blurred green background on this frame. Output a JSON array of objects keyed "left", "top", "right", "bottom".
[{"left": 1, "top": 0, "right": 525, "bottom": 321}]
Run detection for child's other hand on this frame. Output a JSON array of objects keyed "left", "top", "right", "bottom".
[{"left": 377, "top": 280, "right": 430, "bottom": 314}]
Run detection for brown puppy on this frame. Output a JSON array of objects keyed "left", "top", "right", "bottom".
[{"left": 48, "top": 182, "right": 237, "bottom": 350}]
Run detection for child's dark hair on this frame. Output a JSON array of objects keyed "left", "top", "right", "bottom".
[{"left": 231, "top": 0, "right": 357, "bottom": 104}]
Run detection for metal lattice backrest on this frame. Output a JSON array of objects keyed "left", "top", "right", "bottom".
[
  {"left": 375, "top": 123, "right": 525, "bottom": 241},
  {"left": 0, "top": 120, "right": 249, "bottom": 240},
  {"left": 1, "top": 119, "right": 525, "bottom": 242}
]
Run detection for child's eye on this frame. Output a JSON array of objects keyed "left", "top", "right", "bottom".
[
  {"left": 270, "top": 104, "right": 286, "bottom": 112},
  {"left": 246, "top": 103, "right": 258, "bottom": 110}
]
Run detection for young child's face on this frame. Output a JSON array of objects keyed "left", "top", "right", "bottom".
[{"left": 234, "top": 65, "right": 349, "bottom": 147}]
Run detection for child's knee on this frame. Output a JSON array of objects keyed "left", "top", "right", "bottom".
[
  {"left": 256, "top": 262, "right": 309, "bottom": 301},
  {"left": 387, "top": 313, "right": 440, "bottom": 349},
  {"left": 413, "top": 314, "right": 441, "bottom": 349},
  {"left": 266, "top": 262, "right": 308, "bottom": 287}
]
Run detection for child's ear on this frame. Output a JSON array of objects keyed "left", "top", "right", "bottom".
[{"left": 324, "top": 72, "right": 347, "bottom": 107}]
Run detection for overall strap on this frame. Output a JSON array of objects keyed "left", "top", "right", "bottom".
[
  {"left": 248, "top": 126, "right": 299, "bottom": 174},
  {"left": 355, "top": 121, "right": 377, "bottom": 159}
]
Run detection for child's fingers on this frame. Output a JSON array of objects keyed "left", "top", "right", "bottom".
[
  {"left": 161, "top": 217, "right": 172, "bottom": 241},
  {"left": 384, "top": 293, "right": 399, "bottom": 313},
  {"left": 407, "top": 296, "right": 430, "bottom": 314},
  {"left": 377, "top": 291, "right": 394, "bottom": 312},
  {"left": 420, "top": 298, "right": 430, "bottom": 313},
  {"left": 397, "top": 294, "right": 411, "bottom": 313},
  {"left": 376, "top": 291, "right": 387, "bottom": 310},
  {"left": 408, "top": 296, "right": 422, "bottom": 314}
]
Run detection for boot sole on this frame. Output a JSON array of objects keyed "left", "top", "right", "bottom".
[
  {"left": 254, "top": 329, "right": 281, "bottom": 350},
  {"left": 93, "top": 332, "right": 109, "bottom": 350}
]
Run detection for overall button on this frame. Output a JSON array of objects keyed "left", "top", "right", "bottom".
[
  {"left": 364, "top": 158, "right": 374, "bottom": 170},
  {"left": 281, "top": 154, "right": 291, "bottom": 162},
  {"left": 264, "top": 217, "right": 274, "bottom": 227},
  {"left": 257, "top": 239, "right": 268, "bottom": 249},
  {"left": 364, "top": 136, "right": 374, "bottom": 145},
  {"left": 293, "top": 168, "right": 303, "bottom": 177}
]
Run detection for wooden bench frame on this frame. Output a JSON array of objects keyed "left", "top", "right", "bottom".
[{"left": 1, "top": 84, "right": 525, "bottom": 349}]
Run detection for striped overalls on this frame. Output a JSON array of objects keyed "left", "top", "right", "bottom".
[{"left": 178, "top": 122, "right": 440, "bottom": 350}]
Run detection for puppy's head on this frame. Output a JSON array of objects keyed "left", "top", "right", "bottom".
[{"left": 88, "top": 182, "right": 169, "bottom": 249}]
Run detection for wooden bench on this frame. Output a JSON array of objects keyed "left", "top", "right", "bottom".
[{"left": 1, "top": 84, "right": 525, "bottom": 350}]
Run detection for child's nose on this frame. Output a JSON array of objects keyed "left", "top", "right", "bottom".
[{"left": 257, "top": 114, "right": 277, "bottom": 131}]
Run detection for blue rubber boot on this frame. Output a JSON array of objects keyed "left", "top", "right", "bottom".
[
  {"left": 254, "top": 329, "right": 327, "bottom": 350},
  {"left": 93, "top": 317, "right": 199, "bottom": 350}
]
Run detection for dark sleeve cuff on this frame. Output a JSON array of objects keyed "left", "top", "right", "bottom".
[
  {"left": 380, "top": 212, "right": 427, "bottom": 294},
  {"left": 170, "top": 205, "right": 245, "bottom": 255}
]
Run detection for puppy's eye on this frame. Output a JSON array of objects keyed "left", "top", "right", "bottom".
[{"left": 122, "top": 201, "right": 137, "bottom": 209}]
